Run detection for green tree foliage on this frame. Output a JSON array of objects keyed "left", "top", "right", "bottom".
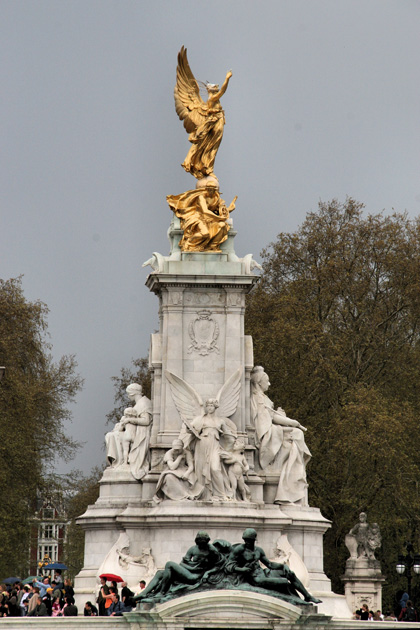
[
  {"left": 107, "top": 357, "right": 151, "bottom": 425},
  {"left": 0, "top": 277, "right": 83, "bottom": 577},
  {"left": 64, "top": 467, "right": 103, "bottom": 580},
  {"left": 245, "top": 199, "right": 420, "bottom": 606}
]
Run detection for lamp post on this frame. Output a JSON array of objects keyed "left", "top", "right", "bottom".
[{"left": 396, "top": 542, "right": 420, "bottom": 600}]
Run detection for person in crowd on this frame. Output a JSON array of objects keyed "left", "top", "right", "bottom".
[
  {"left": 43, "top": 587, "right": 53, "bottom": 615},
  {"left": 384, "top": 611, "right": 397, "bottom": 621},
  {"left": 51, "top": 581, "right": 63, "bottom": 607},
  {"left": 0, "top": 584, "right": 8, "bottom": 608},
  {"left": 96, "top": 577, "right": 110, "bottom": 616},
  {"left": 29, "top": 595, "right": 48, "bottom": 617},
  {"left": 108, "top": 591, "right": 130, "bottom": 616},
  {"left": 13, "top": 582, "right": 22, "bottom": 607},
  {"left": 360, "top": 603, "right": 369, "bottom": 620},
  {"left": 121, "top": 582, "right": 135, "bottom": 608},
  {"left": 63, "top": 596, "right": 78, "bottom": 616},
  {"left": 101, "top": 585, "right": 118, "bottom": 611},
  {"left": 399, "top": 600, "right": 417, "bottom": 622},
  {"left": 32, "top": 576, "right": 50, "bottom": 597},
  {"left": 54, "top": 570, "right": 64, "bottom": 591},
  {"left": 51, "top": 595, "right": 62, "bottom": 617},
  {"left": 27, "top": 587, "right": 40, "bottom": 616},
  {"left": 63, "top": 577, "right": 74, "bottom": 601},
  {"left": 134, "top": 579, "right": 147, "bottom": 600},
  {"left": 6, "top": 590, "right": 21, "bottom": 617},
  {"left": 0, "top": 590, "right": 9, "bottom": 617},
  {"left": 19, "top": 585, "right": 31, "bottom": 615},
  {"left": 84, "top": 600, "right": 98, "bottom": 616},
  {"left": 16, "top": 583, "right": 25, "bottom": 608}
]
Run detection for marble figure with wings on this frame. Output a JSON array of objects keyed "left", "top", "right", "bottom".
[{"left": 165, "top": 368, "right": 241, "bottom": 501}]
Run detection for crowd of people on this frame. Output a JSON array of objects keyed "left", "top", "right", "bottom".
[
  {"left": 3, "top": 572, "right": 420, "bottom": 621},
  {"left": 93, "top": 577, "right": 146, "bottom": 616},
  {"left": 0, "top": 572, "right": 147, "bottom": 618},
  {"left": 0, "top": 572, "right": 76, "bottom": 617},
  {"left": 353, "top": 599, "right": 418, "bottom": 622}
]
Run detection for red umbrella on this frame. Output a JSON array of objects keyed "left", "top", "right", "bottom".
[{"left": 99, "top": 573, "right": 124, "bottom": 583}]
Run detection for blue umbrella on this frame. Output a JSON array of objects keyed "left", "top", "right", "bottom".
[
  {"left": 44, "top": 563, "right": 68, "bottom": 570},
  {"left": 2, "top": 577, "right": 21, "bottom": 584}
]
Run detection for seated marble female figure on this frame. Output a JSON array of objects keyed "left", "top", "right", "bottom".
[
  {"left": 153, "top": 439, "right": 204, "bottom": 503},
  {"left": 134, "top": 531, "right": 220, "bottom": 601},
  {"left": 226, "top": 528, "right": 321, "bottom": 604},
  {"left": 250, "top": 366, "right": 311, "bottom": 505}
]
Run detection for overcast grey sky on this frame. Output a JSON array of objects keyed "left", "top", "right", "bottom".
[{"left": 1, "top": 0, "right": 420, "bottom": 475}]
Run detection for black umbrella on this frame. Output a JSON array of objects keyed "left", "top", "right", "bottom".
[{"left": 2, "top": 577, "right": 21, "bottom": 584}]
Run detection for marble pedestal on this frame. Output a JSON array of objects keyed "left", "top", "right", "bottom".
[
  {"left": 75, "top": 232, "right": 351, "bottom": 620},
  {"left": 341, "top": 558, "right": 385, "bottom": 614},
  {"left": 75, "top": 472, "right": 350, "bottom": 618}
]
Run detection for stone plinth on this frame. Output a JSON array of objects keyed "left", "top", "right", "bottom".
[
  {"left": 146, "top": 262, "right": 258, "bottom": 446},
  {"left": 342, "top": 558, "right": 385, "bottom": 614},
  {"left": 128, "top": 590, "right": 313, "bottom": 628},
  {"left": 75, "top": 231, "right": 351, "bottom": 619}
]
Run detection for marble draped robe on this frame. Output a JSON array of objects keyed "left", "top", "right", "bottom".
[{"left": 251, "top": 390, "right": 311, "bottom": 504}]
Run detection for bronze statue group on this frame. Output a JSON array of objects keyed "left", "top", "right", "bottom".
[{"left": 135, "top": 529, "right": 321, "bottom": 607}]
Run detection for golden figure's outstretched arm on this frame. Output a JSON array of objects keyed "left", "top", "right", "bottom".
[
  {"left": 227, "top": 196, "right": 237, "bottom": 213},
  {"left": 209, "top": 70, "right": 233, "bottom": 104}
]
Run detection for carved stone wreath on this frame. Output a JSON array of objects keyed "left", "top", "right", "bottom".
[{"left": 188, "top": 310, "right": 219, "bottom": 356}]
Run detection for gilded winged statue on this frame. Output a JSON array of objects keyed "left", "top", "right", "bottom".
[{"left": 174, "top": 46, "right": 232, "bottom": 181}]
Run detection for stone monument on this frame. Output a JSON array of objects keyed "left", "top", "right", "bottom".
[
  {"left": 74, "top": 46, "right": 351, "bottom": 621},
  {"left": 341, "top": 512, "right": 384, "bottom": 613}
]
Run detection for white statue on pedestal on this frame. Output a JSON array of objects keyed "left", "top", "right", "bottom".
[
  {"left": 105, "top": 420, "right": 125, "bottom": 467},
  {"left": 220, "top": 438, "right": 251, "bottom": 501},
  {"left": 153, "top": 439, "right": 204, "bottom": 503},
  {"left": 345, "top": 512, "right": 381, "bottom": 562},
  {"left": 165, "top": 368, "right": 245, "bottom": 502},
  {"left": 250, "top": 366, "right": 311, "bottom": 505},
  {"left": 105, "top": 383, "right": 152, "bottom": 480}
]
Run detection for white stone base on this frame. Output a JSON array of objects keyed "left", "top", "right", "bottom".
[
  {"left": 74, "top": 480, "right": 350, "bottom": 616},
  {"left": 342, "top": 561, "right": 385, "bottom": 614}
]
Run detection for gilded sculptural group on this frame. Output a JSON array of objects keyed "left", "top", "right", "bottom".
[
  {"left": 167, "top": 47, "right": 237, "bottom": 253},
  {"left": 105, "top": 53, "right": 300, "bottom": 493}
]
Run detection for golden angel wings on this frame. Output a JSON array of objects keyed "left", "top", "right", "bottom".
[{"left": 174, "top": 46, "right": 232, "bottom": 181}]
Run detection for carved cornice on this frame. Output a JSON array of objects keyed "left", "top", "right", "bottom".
[{"left": 146, "top": 273, "right": 259, "bottom": 296}]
